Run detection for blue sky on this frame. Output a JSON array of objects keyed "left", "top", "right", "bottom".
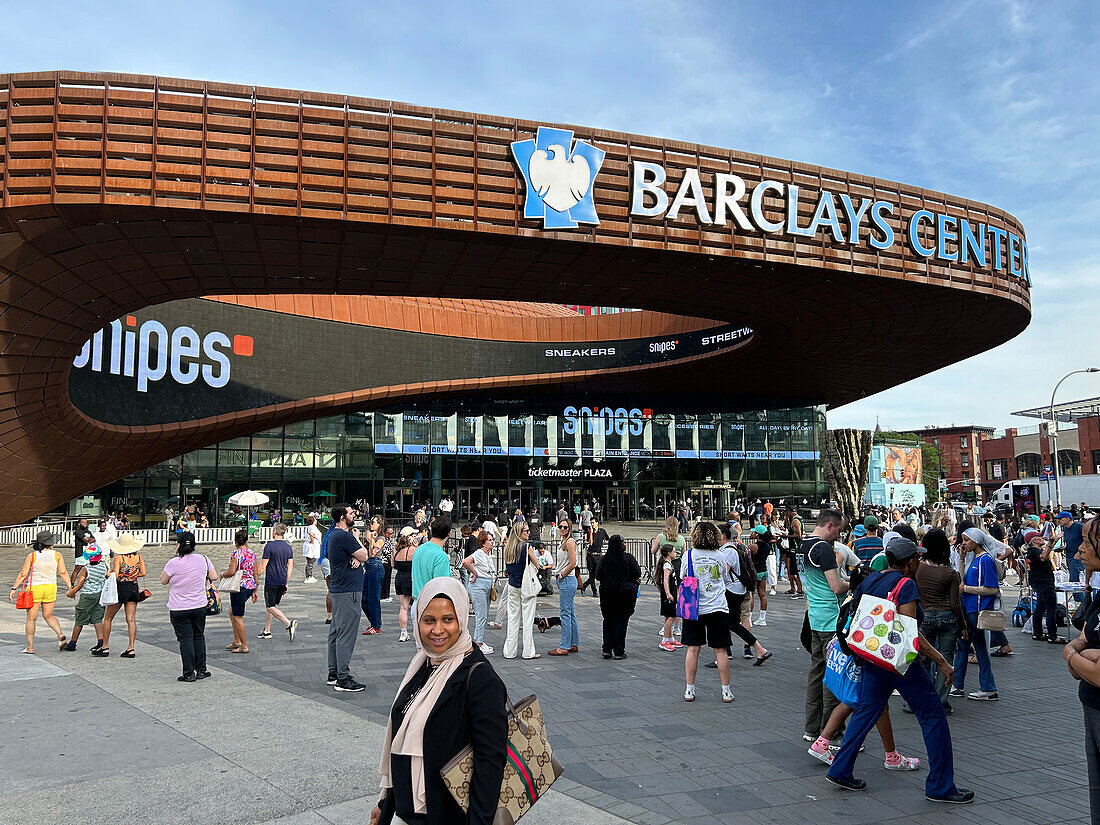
[{"left": 3, "top": 1, "right": 1096, "bottom": 431}]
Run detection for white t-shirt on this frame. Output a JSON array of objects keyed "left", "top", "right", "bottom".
[
  {"left": 718, "top": 541, "right": 746, "bottom": 596},
  {"left": 470, "top": 548, "right": 495, "bottom": 580},
  {"left": 440, "top": 499, "right": 454, "bottom": 513},
  {"left": 303, "top": 524, "right": 322, "bottom": 559},
  {"left": 482, "top": 520, "right": 499, "bottom": 537},
  {"left": 685, "top": 547, "right": 728, "bottom": 615}
]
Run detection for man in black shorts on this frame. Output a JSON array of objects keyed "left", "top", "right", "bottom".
[{"left": 256, "top": 522, "right": 298, "bottom": 642}]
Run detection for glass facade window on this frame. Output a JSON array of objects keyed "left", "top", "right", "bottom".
[{"left": 87, "top": 403, "right": 828, "bottom": 526}]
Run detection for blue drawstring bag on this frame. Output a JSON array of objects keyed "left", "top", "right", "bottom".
[{"left": 824, "top": 637, "right": 862, "bottom": 707}]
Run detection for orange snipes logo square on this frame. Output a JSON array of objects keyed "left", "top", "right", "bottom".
[{"left": 232, "top": 335, "right": 254, "bottom": 357}]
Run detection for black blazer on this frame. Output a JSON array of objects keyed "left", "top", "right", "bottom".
[{"left": 378, "top": 647, "right": 508, "bottom": 825}]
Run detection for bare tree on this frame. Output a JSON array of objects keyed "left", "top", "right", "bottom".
[{"left": 821, "top": 429, "right": 872, "bottom": 525}]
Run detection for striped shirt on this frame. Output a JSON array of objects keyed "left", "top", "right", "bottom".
[{"left": 852, "top": 535, "right": 884, "bottom": 564}]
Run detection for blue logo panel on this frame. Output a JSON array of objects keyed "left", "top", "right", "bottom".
[{"left": 511, "top": 126, "right": 605, "bottom": 230}]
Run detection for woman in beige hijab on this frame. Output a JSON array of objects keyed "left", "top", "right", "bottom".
[{"left": 371, "top": 577, "right": 507, "bottom": 825}]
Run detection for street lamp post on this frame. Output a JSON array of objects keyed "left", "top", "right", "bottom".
[{"left": 1050, "top": 367, "right": 1100, "bottom": 509}]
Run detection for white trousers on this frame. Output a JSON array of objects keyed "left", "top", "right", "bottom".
[{"left": 503, "top": 585, "right": 536, "bottom": 658}]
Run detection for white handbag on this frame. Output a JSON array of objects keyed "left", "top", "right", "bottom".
[
  {"left": 845, "top": 577, "right": 921, "bottom": 675},
  {"left": 99, "top": 572, "right": 118, "bottom": 606},
  {"left": 520, "top": 562, "right": 541, "bottom": 599},
  {"left": 216, "top": 569, "right": 243, "bottom": 593}
]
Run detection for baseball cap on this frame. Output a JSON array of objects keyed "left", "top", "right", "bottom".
[
  {"left": 751, "top": 525, "right": 768, "bottom": 535},
  {"left": 399, "top": 526, "right": 416, "bottom": 537},
  {"left": 885, "top": 536, "right": 924, "bottom": 561},
  {"left": 1023, "top": 529, "right": 1042, "bottom": 543},
  {"left": 852, "top": 524, "right": 867, "bottom": 538},
  {"left": 1058, "top": 510, "right": 1074, "bottom": 520},
  {"left": 864, "top": 515, "right": 879, "bottom": 530}
]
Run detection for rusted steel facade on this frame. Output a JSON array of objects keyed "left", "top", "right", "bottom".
[{"left": 0, "top": 72, "right": 1030, "bottom": 521}]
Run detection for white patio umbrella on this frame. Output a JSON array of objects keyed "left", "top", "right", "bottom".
[{"left": 228, "top": 490, "right": 270, "bottom": 507}]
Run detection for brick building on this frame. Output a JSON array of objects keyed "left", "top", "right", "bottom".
[
  {"left": 977, "top": 398, "right": 1100, "bottom": 501},
  {"left": 917, "top": 425, "right": 995, "bottom": 500}
]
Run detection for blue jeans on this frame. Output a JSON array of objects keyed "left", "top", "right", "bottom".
[
  {"left": 828, "top": 655, "right": 958, "bottom": 799},
  {"left": 362, "top": 559, "right": 383, "bottom": 630},
  {"left": 558, "top": 574, "right": 579, "bottom": 649},
  {"left": 1071, "top": 554, "right": 1085, "bottom": 602},
  {"left": 953, "top": 612, "right": 997, "bottom": 692},
  {"left": 467, "top": 575, "right": 492, "bottom": 644},
  {"left": 920, "top": 609, "right": 958, "bottom": 707}
]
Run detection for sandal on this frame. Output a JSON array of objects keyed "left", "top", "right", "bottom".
[
  {"left": 225, "top": 643, "right": 241, "bottom": 650},
  {"left": 20, "top": 647, "right": 33, "bottom": 654},
  {"left": 884, "top": 754, "right": 921, "bottom": 771},
  {"left": 753, "top": 651, "right": 773, "bottom": 667},
  {"left": 121, "top": 649, "right": 135, "bottom": 658},
  {"left": 232, "top": 648, "right": 250, "bottom": 654}
]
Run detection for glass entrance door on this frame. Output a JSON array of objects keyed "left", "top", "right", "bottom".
[
  {"left": 383, "top": 487, "right": 406, "bottom": 522},
  {"left": 654, "top": 487, "right": 677, "bottom": 521},
  {"left": 607, "top": 489, "right": 634, "bottom": 522},
  {"left": 457, "top": 487, "right": 477, "bottom": 523}
]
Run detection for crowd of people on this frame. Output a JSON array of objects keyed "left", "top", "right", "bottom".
[{"left": 12, "top": 496, "right": 1100, "bottom": 820}]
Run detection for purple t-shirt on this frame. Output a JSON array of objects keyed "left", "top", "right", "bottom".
[{"left": 163, "top": 553, "right": 216, "bottom": 611}]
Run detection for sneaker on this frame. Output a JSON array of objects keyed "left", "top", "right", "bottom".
[
  {"left": 966, "top": 690, "right": 999, "bottom": 701},
  {"left": 926, "top": 788, "right": 975, "bottom": 804},
  {"left": 398, "top": 630, "right": 410, "bottom": 642},
  {"left": 196, "top": 670, "right": 212, "bottom": 680},
  {"left": 753, "top": 618, "right": 768, "bottom": 627},
  {"left": 808, "top": 738, "right": 834, "bottom": 765},
  {"left": 478, "top": 642, "right": 495, "bottom": 654},
  {"left": 326, "top": 672, "right": 338, "bottom": 685},
  {"left": 62, "top": 641, "right": 77, "bottom": 652},
  {"left": 789, "top": 592, "right": 805, "bottom": 600},
  {"left": 325, "top": 618, "right": 331, "bottom": 624},
  {"left": 304, "top": 576, "right": 317, "bottom": 584},
  {"left": 658, "top": 641, "right": 677, "bottom": 652},
  {"left": 363, "top": 627, "right": 381, "bottom": 635},
  {"left": 684, "top": 685, "right": 696, "bottom": 702},
  {"left": 705, "top": 660, "right": 718, "bottom": 669},
  {"left": 769, "top": 588, "right": 776, "bottom": 595},
  {"left": 829, "top": 740, "right": 865, "bottom": 753},
  {"left": 948, "top": 687, "right": 965, "bottom": 698},
  {"left": 744, "top": 646, "right": 753, "bottom": 659},
  {"left": 803, "top": 733, "right": 817, "bottom": 742},
  {"left": 334, "top": 678, "right": 366, "bottom": 692},
  {"left": 670, "top": 640, "right": 683, "bottom": 648},
  {"left": 673, "top": 627, "right": 681, "bottom": 637},
  {"left": 380, "top": 597, "right": 393, "bottom": 603},
  {"left": 721, "top": 689, "right": 734, "bottom": 704},
  {"left": 826, "top": 775, "right": 867, "bottom": 792},
  {"left": 256, "top": 630, "right": 273, "bottom": 639},
  {"left": 287, "top": 620, "right": 297, "bottom": 641}
]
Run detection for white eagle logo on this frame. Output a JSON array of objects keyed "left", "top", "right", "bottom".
[{"left": 527, "top": 145, "right": 592, "bottom": 213}]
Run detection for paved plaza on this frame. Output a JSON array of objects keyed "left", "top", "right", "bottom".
[{"left": 0, "top": 533, "right": 1091, "bottom": 825}]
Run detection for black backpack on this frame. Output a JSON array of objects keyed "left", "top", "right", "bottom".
[{"left": 733, "top": 542, "right": 757, "bottom": 592}]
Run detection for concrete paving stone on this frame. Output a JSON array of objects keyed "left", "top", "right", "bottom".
[
  {"left": 0, "top": 674, "right": 213, "bottom": 795},
  {"left": 258, "top": 812, "right": 331, "bottom": 825},
  {"left": 0, "top": 641, "right": 68, "bottom": 681},
  {"left": 694, "top": 784, "right": 771, "bottom": 813},
  {"left": 0, "top": 538, "right": 1094, "bottom": 825}
]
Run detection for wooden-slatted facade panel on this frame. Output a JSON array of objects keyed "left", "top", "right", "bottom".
[{"left": 0, "top": 72, "right": 1028, "bottom": 300}]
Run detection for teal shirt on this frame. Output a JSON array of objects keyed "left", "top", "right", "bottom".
[
  {"left": 800, "top": 537, "right": 842, "bottom": 632},
  {"left": 411, "top": 541, "right": 452, "bottom": 598}
]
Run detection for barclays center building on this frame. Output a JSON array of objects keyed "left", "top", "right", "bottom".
[{"left": 0, "top": 72, "right": 1030, "bottom": 526}]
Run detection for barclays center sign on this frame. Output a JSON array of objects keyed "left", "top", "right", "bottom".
[{"left": 511, "top": 127, "right": 1030, "bottom": 284}]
